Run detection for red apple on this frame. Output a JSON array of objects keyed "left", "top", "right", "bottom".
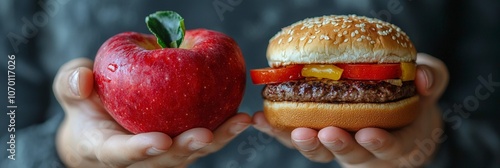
[{"left": 93, "top": 29, "right": 246, "bottom": 136}]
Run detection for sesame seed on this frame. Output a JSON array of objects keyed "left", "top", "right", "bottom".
[
  {"left": 376, "top": 24, "right": 382, "bottom": 29},
  {"left": 355, "top": 30, "right": 359, "bottom": 34},
  {"left": 351, "top": 32, "right": 356, "bottom": 37},
  {"left": 367, "top": 36, "right": 372, "bottom": 40},
  {"left": 333, "top": 29, "right": 339, "bottom": 32},
  {"left": 307, "top": 39, "right": 313, "bottom": 43},
  {"left": 361, "top": 28, "right": 366, "bottom": 32},
  {"left": 370, "top": 41, "right": 375, "bottom": 44},
  {"left": 300, "top": 36, "right": 306, "bottom": 41},
  {"left": 344, "top": 38, "right": 349, "bottom": 43},
  {"left": 287, "top": 36, "right": 293, "bottom": 42},
  {"left": 377, "top": 30, "right": 389, "bottom": 36},
  {"left": 337, "top": 33, "right": 342, "bottom": 37},
  {"left": 310, "top": 35, "right": 316, "bottom": 39},
  {"left": 392, "top": 36, "right": 396, "bottom": 40},
  {"left": 357, "top": 38, "right": 362, "bottom": 42},
  {"left": 278, "top": 38, "right": 283, "bottom": 44},
  {"left": 343, "top": 30, "right": 347, "bottom": 35},
  {"left": 320, "top": 35, "right": 330, "bottom": 40}
]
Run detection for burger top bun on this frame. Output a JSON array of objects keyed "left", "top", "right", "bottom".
[{"left": 267, "top": 15, "right": 417, "bottom": 68}]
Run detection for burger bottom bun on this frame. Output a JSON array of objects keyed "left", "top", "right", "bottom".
[{"left": 263, "top": 95, "right": 420, "bottom": 132}]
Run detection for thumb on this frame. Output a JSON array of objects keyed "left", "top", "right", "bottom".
[
  {"left": 415, "top": 53, "right": 449, "bottom": 104},
  {"left": 53, "top": 58, "right": 95, "bottom": 103}
]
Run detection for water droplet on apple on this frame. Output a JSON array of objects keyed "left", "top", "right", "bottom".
[
  {"left": 102, "top": 76, "right": 111, "bottom": 83},
  {"left": 108, "top": 64, "right": 117, "bottom": 72}
]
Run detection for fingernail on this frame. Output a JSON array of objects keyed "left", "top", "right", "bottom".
[
  {"left": 188, "top": 140, "right": 209, "bottom": 151},
  {"left": 324, "top": 139, "right": 344, "bottom": 152},
  {"left": 230, "top": 122, "right": 250, "bottom": 134},
  {"left": 293, "top": 137, "right": 319, "bottom": 151},
  {"left": 69, "top": 69, "right": 80, "bottom": 96},
  {"left": 422, "top": 66, "right": 433, "bottom": 90},
  {"left": 146, "top": 147, "right": 166, "bottom": 156},
  {"left": 360, "top": 139, "right": 381, "bottom": 150}
]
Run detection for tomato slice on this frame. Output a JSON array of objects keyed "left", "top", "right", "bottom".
[
  {"left": 250, "top": 65, "right": 304, "bottom": 84},
  {"left": 336, "top": 64, "right": 401, "bottom": 80}
]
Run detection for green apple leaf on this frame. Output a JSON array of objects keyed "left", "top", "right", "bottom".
[{"left": 145, "top": 11, "right": 185, "bottom": 48}]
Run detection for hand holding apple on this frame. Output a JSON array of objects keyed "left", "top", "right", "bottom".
[
  {"left": 54, "top": 58, "right": 251, "bottom": 167},
  {"left": 93, "top": 11, "right": 246, "bottom": 136},
  {"left": 54, "top": 11, "right": 251, "bottom": 167}
]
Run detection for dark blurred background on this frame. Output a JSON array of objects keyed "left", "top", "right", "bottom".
[{"left": 1, "top": 0, "right": 500, "bottom": 167}]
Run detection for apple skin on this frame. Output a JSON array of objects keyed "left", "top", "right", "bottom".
[{"left": 93, "top": 29, "right": 246, "bottom": 137}]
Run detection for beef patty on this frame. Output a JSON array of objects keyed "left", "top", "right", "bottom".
[{"left": 263, "top": 78, "right": 416, "bottom": 103}]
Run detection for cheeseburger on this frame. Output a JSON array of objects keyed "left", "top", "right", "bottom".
[{"left": 250, "top": 15, "right": 419, "bottom": 131}]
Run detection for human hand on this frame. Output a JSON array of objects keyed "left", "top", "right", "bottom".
[
  {"left": 54, "top": 58, "right": 251, "bottom": 168},
  {"left": 253, "top": 53, "right": 448, "bottom": 167}
]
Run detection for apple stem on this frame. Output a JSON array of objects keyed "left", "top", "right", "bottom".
[{"left": 145, "top": 11, "right": 185, "bottom": 48}]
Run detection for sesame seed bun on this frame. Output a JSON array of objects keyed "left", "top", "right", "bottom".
[
  {"left": 263, "top": 96, "right": 420, "bottom": 131},
  {"left": 267, "top": 15, "right": 416, "bottom": 67}
]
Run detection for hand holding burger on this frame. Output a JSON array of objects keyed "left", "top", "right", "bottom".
[{"left": 252, "top": 15, "right": 448, "bottom": 167}]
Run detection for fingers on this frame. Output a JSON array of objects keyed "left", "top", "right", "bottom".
[
  {"left": 95, "top": 132, "right": 172, "bottom": 167},
  {"left": 136, "top": 128, "right": 213, "bottom": 168},
  {"left": 194, "top": 113, "right": 251, "bottom": 157},
  {"left": 69, "top": 115, "right": 248, "bottom": 168},
  {"left": 415, "top": 53, "right": 449, "bottom": 103},
  {"left": 318, "top": 127, "right": 374, "bottom": 164},
  {"left": 252, "top": 111, "right": 293, "bottom": 148},
  {"left": 53, "top": 58, "right": 94, "bottom": 101},
  {"left": 355, "top": 128, "right": 415, "bottom": 161},
  {"left": 253, "top": 113, "right": 375, "bottom": 164},
  {"left": 291, "top": 128, "right": 335, "bottom": 163},
  {"left": 130, "top": 114, "right": 251, "bottom": 167}
]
